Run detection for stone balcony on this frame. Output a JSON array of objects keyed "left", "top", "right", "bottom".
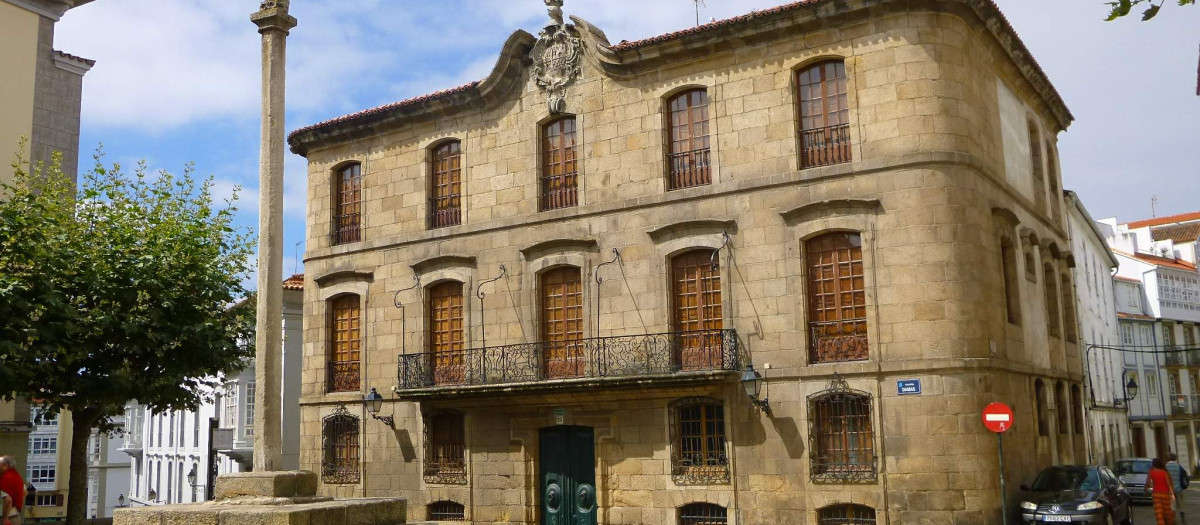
[{"left": 394, "top": 329, "right": 743, "bottom": 400}]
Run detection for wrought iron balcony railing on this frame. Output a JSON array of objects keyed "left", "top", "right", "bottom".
[
  {"left": 397, "top": 329, "right": 742, "bottom": 390},
  {"left": 327, "top": 361, "right": 361, "bottom": 393},
  {"left": 800, "top": 123, "right": 851, "bottom": 169},
  {"left": 1192, "top": 395, "right": 1200, "bottom": 415},
  {"left": 1166, "top": 347, "right": 1185, "bottom": 366},
  {"left": 1171, "top": 394, "right": 1190, "bottom": 416},
  {"left": 668, "top": 148, "right": 711, "bottom": 190},
  {"left": 809, "top": 319, "right": 869, "bottom": 364},
  {"left": 1188, "top": 350, "right": 1200, "bottom": 367}
]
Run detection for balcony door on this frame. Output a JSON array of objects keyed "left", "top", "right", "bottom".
[
  {"left": 429, "top": 281, "right": 465, "bottom": 385},
  {"left": 539, "top": 425, "right": 596, "bottom": 525},
  {"left": 671, "top": 250, "right": 723, "bottom": 370},
  {"left": 542, "top": 267, "right": 584, "bottom": 379}
]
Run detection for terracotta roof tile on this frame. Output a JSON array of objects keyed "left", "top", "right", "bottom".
[
  {"left": 1117, "top": 312, "right": 1155, "bottom": 321},
  {"left": 1127, "top": 211, "right": 1200, "bottom": 229},
  {"left": 288, "top": 81, "right": 479, "bottom": 142},
  {"left": 609, "top": 1, "right": 817, "bottom": 50},
  {"left": 1151, "top": 223, "right": 1200, "bottom": 243},
  {"left": 1114, "top": 249, "right": 1199, "bottom": 272},
  {"left": 53, "top": 50, "right": 95, "bottom": 67},
  {"left": 283, "top": 273, "right": 304, "bottom": 290},
  {"left": 1114, "top": 276, "right": 1142, "bottom": 284}
]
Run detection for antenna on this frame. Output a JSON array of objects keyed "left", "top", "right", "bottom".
[
  {"left": 1152, "top": 195, "right": 1159, "bottom": 218},
  {"left": 293, "top": 241, "right": 302, "bottom": 275},
  {"left": 693, "top": 0, "right": 706, "bottom": 27}
]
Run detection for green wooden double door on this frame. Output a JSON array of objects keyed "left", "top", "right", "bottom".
[{"left": 539, "top": 425, "right": 597, "bottom": 525}]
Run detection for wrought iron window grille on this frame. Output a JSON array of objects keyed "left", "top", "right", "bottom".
[
  {"left": 321, "top": 405, "right": 361, "bottom": 485},
  {"left": 669, "top": 397, "right": 730, "bottom": 485},
  {"left": 678, "top": 502, "right": 728, "bottom": 524},
  {"left": 808, "top": 374, "right": 878, "bottom": 484},
  {"left": 427, "top": 501, "right": 466, "bottom": 521},
  {"left": 423, "top": 411, "right": 467, "bottom": 485},
  {"left": 398, "top": 329, "right": 742, "bottom": 390},
  {"left": 818, "top": 504, "right": 878, "bottom": 524}
]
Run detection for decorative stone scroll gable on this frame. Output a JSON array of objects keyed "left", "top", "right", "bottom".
[{"left": 531, "top": 0, "right": 582, "bottom": 114}]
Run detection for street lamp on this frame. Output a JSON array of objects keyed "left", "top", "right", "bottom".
[
  {"left": 740, "top": 365, "right": 770, "bottom": 414},
  {"left": 186, "top": 465, "right": 197, "bottom": 488},
  {"left": 1117, "top": 372, "right": 1140, "bottom": 405},
  {"left": 364, "top": 387, "right": 396, "bottom": 429}
]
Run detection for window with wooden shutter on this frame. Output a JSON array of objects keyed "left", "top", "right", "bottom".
[
  {"left": 818, "top": 504, "right": 877, "bottom": 525},
  {"left": 327, "top": 295, "right": 361, "bottom": 392},
  {"left": 807, "top": 233, "right": 868, "bottom": 363},
  {"left": 321, "top": 407, "right": 359, "bottom": 484},
  {"left": 430, "top": 140, "right": 462, "bottom": 229},
  {"left": 798, "top": 61, "right": 851, "bottom": 168},
  {"left": 541, "top": 267, "right": 584, "bottom": 378},
  {"left": 429, "top": 281, "right": 465, "bottom": 385},
  {"left": 423, "top": 411, "right": 466, "bottom": 484},
  {"left": 671, "top": 250, "right": 723, "bottom": 370},
  {"left": 678, "top": 503, "right": 727, "bottom": 524},
  {"left": 333, "top": 163, "right": 361, "bottom": 245},
  {"left": 667, "top": 89, "right": 711, "bottom": 189},
  {"left": 542, "top": 117, "right": 578, "bottom": 210},
  {"left": 669, "top": 398, "right": 728, "bottom": 484}
]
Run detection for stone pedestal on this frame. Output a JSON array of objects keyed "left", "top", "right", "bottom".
[{"left": 114, "top": 472, "right": 406, "bottom": 525}]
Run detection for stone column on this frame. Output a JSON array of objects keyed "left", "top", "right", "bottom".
[{"left": 250, "top": 0, "right": 296, "bottom": 473}]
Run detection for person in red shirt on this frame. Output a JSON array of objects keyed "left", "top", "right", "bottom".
[
  {"left": 0, "top": 456, "right": 23, "bottom": 525},
  {"left": 1148, "top": 457, "right": 1178, "bottom": 525}
]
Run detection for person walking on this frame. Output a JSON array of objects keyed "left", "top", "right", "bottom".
[
  {"left": 1150, "top": 457, "right": 1179, "bottom": 525},
  {"left": 1167, "top": 453, "right": 1188, "bottom": 523},
  {"left": 0, "top": 457, "right": 23, "bottom": 525}
]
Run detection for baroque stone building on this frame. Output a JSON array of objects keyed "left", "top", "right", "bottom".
[{"left": 288, "top": 1, "right": 1084, "bottom": 523}]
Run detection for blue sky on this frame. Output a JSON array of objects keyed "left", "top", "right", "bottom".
[{"left": 54, "top": 1, "right": 1200, "bottom": 290}]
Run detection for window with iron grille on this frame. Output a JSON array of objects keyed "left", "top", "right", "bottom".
[
  {"left": 809, "top": 378, "right": 876, "bottom": 483},
  {"left": 807, "top": 232, "right": 868, "bottom": 363},
  {"left": 542, "top": 117, "right": 578, "bottom": 210},
  {"left": 429, "top": 281, "right": 465, "bottom": 386},
  {"left": 424, "top": 411, "right": 466, "bottom": 484},
  {"left": 669, "top": 397, "right": 728, "bottom": 484},
  {"left": 666, "top": 89, "right": 711, "bottom": 190},
  {"left": 430, "top": 140, "right": 462, "bottom": 229},
  {"left": 678, "top": 502, "right": 727, "bottom": 524},
  {"left": 671, "top": 250, "right": 723, "bottom": 370},
  {"left": 332, "top": 163, "right": 361, "bottom": 245},
  {"left": 327, "top": 295, "right": 361, "bottom": 392},
  {"left": 798, "top": 61, "right": 851, "bottom": 168},
  {"left": 818, "top": 504, "right": 877, "bottom": 524},
  {"left": 321, "top": 407, "right": 360, "bottom": 484},
  {"left": 1044, "top": 265, "right": 1060, "bottom": 339},
  {"left": 1000, "top": 237, "right": 1021, "bottom": 325},
  {"left": 541, "top": 267, "right": 584, "bottom": 379},
  {"left": 1028, "top": 122, "right": 1047, "bottom": 214},
  {"left": 427, "top": 500, "right": 466, "bottom": 521},
  {"left": 1061, "top": 273, "right": 1077, "bottom": 343},
  {"left": 1034, "top": 379, "right": 1048, "bottom": 437}
]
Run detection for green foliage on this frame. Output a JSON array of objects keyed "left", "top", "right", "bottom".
[
  {"left": 1105, "top": 0, "right": 1195, "bottom": 21},
  {"left": 0, "top": 147, "right": 255, "bottom": 430}
]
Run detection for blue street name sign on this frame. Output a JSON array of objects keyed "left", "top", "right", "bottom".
[{"left": 897, "top": 379, "right": 921, "bottom": 395}]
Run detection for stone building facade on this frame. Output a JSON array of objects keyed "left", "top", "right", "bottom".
[{"left": 288, "top": 1, "right": 1085, "bottom": 523}]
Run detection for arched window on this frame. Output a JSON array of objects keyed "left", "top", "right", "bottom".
[
  {"left": 666, "top": 89, "right": 711, "bottom": 189},
  {"left": 1000, "top": 237, "right": 1021, "bottom": 325},
  {"left": 669, "top": 397, "right": 729, "bottom": 484},
  {"left": 1028, "top": 121, "right": 1047, "bottom": 214},
  {"left": 321, "top": 406, "right": 360, "bottom": 484},
  {"left": 1047, "top": 145, "right": 1061, "bottom": 220},
  {"left": 1061, "top": 272, "right": 1077, "bottom": 343},
  {"left": 807, "top": 232, "right": 868, "bottom": 363},
  {"left": 809, "top": 376, "right": 876, "bottom": 482},
  {"left": 671, "top": 250, "right": 724, "bottom": 370},
  {"left": 818, "top": 504, "right": 877, "bottom": 524},
  {"left": 1034, "top": 379, "right": 1048, "bottom": 437},
  {"left": 332, "top": 163, "right": 361, "bottom": 244},
  {"left": 678, "top": 502, "right": 727, "bottom": 524},
  {"left": 1044, "top": 264, "right": 1060, "bottom": 339},
  {"left": 428, "top": 281, "right": 465, "bottom": 385},
  {"left": 541, "top": 267, "right": 583, "bottom": 378},
  {"left": 798, "top": 60, "right": 851, "bottom": 168},
  {"left": 327, "top": 294, "right": 361, "bottom": 392},
  {"left": 423, "top": 411, "right": 466, "bottom": 484},
  {"left": 542, "top": 117, "right": 578, "bottom": 210},
  {"left": 1056, "top": 381, "right": 1069, "bottom": 435},
  {"left": 429, "top": 140, "right": 462, "bottom": 229},
  {"left": 427, "top": 500, "right": 466, "bottom": 521}
]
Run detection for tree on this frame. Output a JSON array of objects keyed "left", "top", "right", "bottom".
[
  {"left": 0, "top": 149, "right": 255, "bottom": 525},
  {"left": 1106, "top": 0, "right": 1195, "bottom": 21}
]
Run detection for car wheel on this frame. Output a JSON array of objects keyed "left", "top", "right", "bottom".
[{"left": 1123, "top": 504, "right": 1134, "bottom": 525}]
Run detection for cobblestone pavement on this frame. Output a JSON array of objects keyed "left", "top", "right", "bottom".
[{"left": 1132, "top": 488, "right": 1200, "bottom": 524}]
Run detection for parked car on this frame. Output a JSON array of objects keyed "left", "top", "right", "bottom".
[
  {"left": 1018, "top": 465, "right": 1134, "bottom": 524},
  {"left": 1115, "top": 458, "right": 1153, "bottom": 504}
]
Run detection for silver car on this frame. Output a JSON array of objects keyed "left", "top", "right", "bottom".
[{"left": 1115, "top": 458, "right": 1153, "bottom": 504}]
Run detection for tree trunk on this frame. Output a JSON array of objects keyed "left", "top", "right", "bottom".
[{"left": 66, "top": 407, "right": 100, "bottom": 525}]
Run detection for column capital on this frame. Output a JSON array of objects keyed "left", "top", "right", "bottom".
[{"left": 251, "top": 6, "right": 297, "bottom": 34}]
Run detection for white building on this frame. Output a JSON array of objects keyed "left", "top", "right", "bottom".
[
  {"left": 1101, "top": 212, "right": 1200, "bottom": 469},
  {"left": 25, "top": 407, "right": 130, "bottom": 520},
  {"left": 121, "top": 275, "right": 304, "bottom": 505},
  {"left": 86, "top": 418, "right": 130, "bottom": 518},
  {"left": 1065, "top": 191, "right": 1128, "bottom": 466}
]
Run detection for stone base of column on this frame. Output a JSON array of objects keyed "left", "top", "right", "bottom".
[{"left": 114, "top": 471, "right": 407, "bottom": 525}]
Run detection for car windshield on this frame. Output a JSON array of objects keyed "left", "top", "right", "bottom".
[
  {"left": 1031, "top": 468, "right": 1101, "bottom": 491},
  {"left": 1116, "top": 460, "right": 1151, "bottom": 475}
]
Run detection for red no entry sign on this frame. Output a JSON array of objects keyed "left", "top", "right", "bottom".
[{"left": 982, "top": 402, "right": 1014, "bottom": 433}]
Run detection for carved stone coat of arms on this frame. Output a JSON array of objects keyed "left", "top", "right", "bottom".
[{"left": 531, "top": 19, "right": 582, "bottom": 114}]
